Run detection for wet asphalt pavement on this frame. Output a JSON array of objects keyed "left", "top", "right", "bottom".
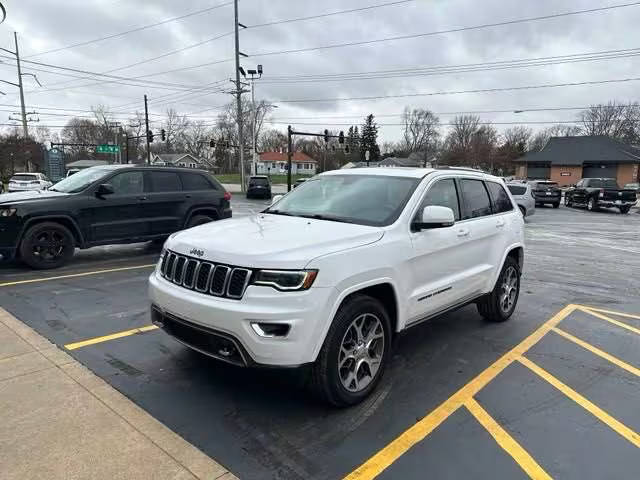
[{"left": 0, "top": 200, "right": 639, "bottom": 480}]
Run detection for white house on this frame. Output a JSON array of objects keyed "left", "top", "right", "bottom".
[
  {"left": 151, "top": 153, "right": 203, "bottom": 169},
  {"left": 256, "top": 151, "right": 316, "bottom": 175}
]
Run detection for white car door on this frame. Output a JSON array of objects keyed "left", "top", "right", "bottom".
[
  {"left": 457, "top": 178, "right": 504, "bottom": 295},
  {"left": 407, "top": 177, "right": 477, "bottom": 323}
]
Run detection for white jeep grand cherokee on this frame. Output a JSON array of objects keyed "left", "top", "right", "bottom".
[{"left": 149, "top": 167, "right": 524, "bottom": 406}]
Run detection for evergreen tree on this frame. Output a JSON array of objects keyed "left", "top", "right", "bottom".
[
  {"left": 360, "top": 114, "right": 380, "bottom": 163},
  {"left": 347, "top": 125, "right": 361, "bottom": 158}
]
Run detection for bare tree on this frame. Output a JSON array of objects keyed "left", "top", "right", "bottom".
[
  {"left": 401, "top": 107, "right": 440, "bottom": 162},
  {"left": 579, "top": 101, "right": 640, "bottom": 143},
  {"left": 529, "top": 124, "right": 582, "bottom": 152},
  {"left": 159, "top": 108, "right": 189, "bottom": 153},
  {"left": 259, "top": 129, "right": 287, "bottom": 152}
]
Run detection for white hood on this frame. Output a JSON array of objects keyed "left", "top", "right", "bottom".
[{"left": 166, "top": 213, "right": 384, "bottom": 269}]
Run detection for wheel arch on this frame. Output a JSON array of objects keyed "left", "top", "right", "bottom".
[
  {"left": 311, "top": 278, "right": 401, "bottom": 362},
  {"left": 19, "top": 215, "right": 84, "bottom": 248},
  {"left": 489, "top": 244, "right": 524, "bottom": 289},
  {"left": 183, "top": 207, "right": 220, "bottom": 228}
]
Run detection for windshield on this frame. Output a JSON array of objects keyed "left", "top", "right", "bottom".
[
  {"left": 265, "top": 174, "right": 420, "bottom": 226},
  {"left": 50, "top": 167, "right": 111, "bottom": 193},
  {"left": 11, "top": 174, "right": 38, "bottom": 182},
  {"left": 589, "top": 179, "right": 619, "bottom": 188}
]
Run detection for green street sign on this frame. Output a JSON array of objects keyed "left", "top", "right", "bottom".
[{"left": 96, "top": 144, "right": 120, "bottom": 154}]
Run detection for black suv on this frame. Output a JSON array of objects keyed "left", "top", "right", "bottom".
[
  {"left": 246, "top": 175, "right": 272, "bottom": 199},
  {"left": 0, "top": 165, "right": 231, "bottom": 269},
  {"left": 529, "top": 180, "right": 561, "bottom": 208}
]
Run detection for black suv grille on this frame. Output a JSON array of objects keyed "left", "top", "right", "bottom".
[{"left": 160, "top": 250, "right": 252, "bottom": 300}]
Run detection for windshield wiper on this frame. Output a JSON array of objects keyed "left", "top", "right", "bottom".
[
  {"left": 263, "top": 209, "right": 295, "bottom": 216},
  {"left": 297, "top": 214, "right": 354, "bottom": 224}
]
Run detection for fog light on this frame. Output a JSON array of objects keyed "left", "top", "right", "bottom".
[{"left": 251, "top": 322, "right": 290, "bottom": 338}]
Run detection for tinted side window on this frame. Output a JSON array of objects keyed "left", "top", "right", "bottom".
[
  {"left": 459, "top": 179, "right": 492, "bottom": 219},
  {"left": 507, "top": 185, "right": 527, "bottom": 195},
  {"left": 419, "top": 178, "right": 460, "bottom": 221},
  {"left": 151, "top": 171, "right": 181, "bottom": 192},
  {"left": 110, "top": 171, "right": 144, "bottom": 194},
  {"left": 181, "top": 172, "right": 214, "bottom": 191},
  {"left": 486, "top": 182, "right": 513, "bottom": 213}
]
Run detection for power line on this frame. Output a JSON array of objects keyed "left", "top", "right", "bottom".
[
  {"left": 24, "top": 1, "right": 234, "bottom": 58},
  {"left": 260, "top": 48, "right": 640, "bottom": 84},
  {"left": 245, "top": 0, "right": 417, "bottom": 29},
  {"left": 248, "top": 2, "right": 640, "bottom": 59},
  {"left": 272, "top": 77, "right": 640, "bottom": 104}
]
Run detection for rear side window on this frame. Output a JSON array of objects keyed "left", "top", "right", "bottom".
[
  {"left": 151, "top": 171, "right": 182, "bottom": 192},
  {"left": 507, "top": 185, "right": 527, "bottom": 195},
  {"left": 181, "top": 172, "right": 214, "bottom": 191},
  {"left": 486, "top": 182, "right": 513, "bottom": 213},
  {"left": 459, "top": 179, "right": 492, "bottom": 219},
  {"left": 419, "top": 178, "right": 460, "bottom": 221}
]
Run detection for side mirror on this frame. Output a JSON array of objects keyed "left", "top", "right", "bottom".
[
  {"left": 271, "top": 194, "right": 283, "bottom": 205},
  {"left": 96, "top": 183, "right": 114, "bottom": 197},
  {"left": 412, "top": 206, "right": 455, "bottom": 231}
]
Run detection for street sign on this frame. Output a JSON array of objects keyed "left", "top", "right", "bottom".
[{"left": 96, "top": 144, "right": 120, "bottom": 154}]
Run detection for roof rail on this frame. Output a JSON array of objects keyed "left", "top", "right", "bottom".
[{"left": 435, "top": 165, "right": 486, "bottom": 173}]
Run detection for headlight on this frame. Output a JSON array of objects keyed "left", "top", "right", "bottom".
[
  {"left": 0, "top": 208, "right": 16, "bottom": 217},
  {"left": 252, "top": 269, "right": 318, "bottom": 291}
]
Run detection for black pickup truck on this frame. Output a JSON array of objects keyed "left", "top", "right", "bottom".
[
  {"left": 530, "top": 180, "right": 562, "bottom": 208},
  {"left": 564, "top": 178, "right": 637, "bottom": 214}
]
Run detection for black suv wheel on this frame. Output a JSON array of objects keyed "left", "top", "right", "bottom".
[
  {"left": 19, "top": 222, "right": 75, "bottom": 269},
  {"left": 311, "top": 294, "right": 391, "bottom": 407}
]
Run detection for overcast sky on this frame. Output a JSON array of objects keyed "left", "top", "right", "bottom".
[{"left": 1, "top": 0, "right": 640, "bottom": 143}]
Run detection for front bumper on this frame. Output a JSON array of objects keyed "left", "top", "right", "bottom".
[{"left": 149, "top": 270, "right": 336, "bottom": 366}]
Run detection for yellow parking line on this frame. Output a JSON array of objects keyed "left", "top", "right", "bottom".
[
  {"left": 65, "top": 325, "right": 158, "bottom": 350},
  {"left": 518, "top": 356, "right": 640, "bottom": 449},
  {"left": 552, "top": 327, "right": 640, "bottom": 378},
  {"left": 579, "top": 307, "right": 640, "bottom": 336},
  {"left": 343, "top": 304, "right": 579, "bottom": 480},
  {"left": 0, "top": 264, "right": 156, "bottom": 288},
  {"left": 466, "top": 398, "right": 552, "bottom": 480},
  {"left": 582, "top": 307, "right": 640, "bottom": 321}
]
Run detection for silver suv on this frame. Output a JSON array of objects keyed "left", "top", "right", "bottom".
[{"left": 507, "top": 183, "right": 535, "bottom": 217}]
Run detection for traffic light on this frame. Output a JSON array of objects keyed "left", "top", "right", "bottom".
[
  {"left": 209, "top": 139, "right": 215, "bottom": 148},
  {"left": 338, "top": 131, "right": 344, "bottom": 144},
  {"left": 147, "top": 130, "right": 154, "bottom": 143},
  {"left": 324, "top": 129, "right": 329, "bottom": 143},
  {"left": 160, "top": 129, "right": 166, "bottom": 141}
]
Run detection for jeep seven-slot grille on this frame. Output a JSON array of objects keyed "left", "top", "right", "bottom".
[{"left": 160, "top": 251, "right": 252, "bottom": 300}]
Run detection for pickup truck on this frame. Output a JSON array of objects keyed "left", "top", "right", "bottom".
[
  {"left": 529, "top": 180, "right": 561, "bottom": 208},
  {"left": 564, "top": 178, "right": 636, "bottom": 214}
]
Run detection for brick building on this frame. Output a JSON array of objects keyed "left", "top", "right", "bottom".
[{"left": 515, "top": 136, "right": 640, "bottom": 187}]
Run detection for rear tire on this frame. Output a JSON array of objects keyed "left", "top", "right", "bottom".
[
  {"left": 477, "top": 256, "right": 520, "bottom": 322},
  {"left": 19, "top": 222, "right": 75, "bottom": 269},
  {"left": 553, "top": 202, "right": 560, "bottom": 208},
  {"left": 310, "top": 294, "right": 391, "bottom": 407},
  {"left": 619, "top": 206, "right": 631, "bottom": 214},
  {"left": 186, "top": 214, "right": 214, "bottom": 228},
  {"left": 564, "top": 195, "right": 572, "bottom": 207}
]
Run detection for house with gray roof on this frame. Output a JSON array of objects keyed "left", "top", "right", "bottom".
[
  {"left": 151, "top": 153, "right": 204, "bottom": 168},
  {"left": 515, "top": 136, "right": 639, "bottom": 186}
]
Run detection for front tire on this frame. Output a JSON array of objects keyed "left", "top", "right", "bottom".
[
  {"left": 553, "top": 202, "right": 560, "bottom": 208},
  {"left": 19, "top": 222, "right": 75, "bottom": 269},
  {"left": 619, "top": 206, "right": 631, "bottom": 214},
  {"left": 587, "top": 197, "right": 598, "bottom": 212},
  {"left": 565, "top": 195, "right": 572, "bottom": 207},
  {"left": 518, "top": 206, "right": 526, "bottom": 217},
  {"left": 477, "top": 256, "right": 520, "bottom": 322},
  {"left": 311, "top": 294, "right": 391, "bottom": 407},
  {"left": 186, "top": 214, "right": 214, "bottom": 228}
]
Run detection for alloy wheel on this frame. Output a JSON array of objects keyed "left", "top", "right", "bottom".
[
  {"left": 499, "top": 266, "right": 518, "bottom": 314},
  {"left": 338, "top": 313, "right": 385, "bottom": 393},
  {"left": 32, "top": 229, "right": 66, "bottom": 262}
]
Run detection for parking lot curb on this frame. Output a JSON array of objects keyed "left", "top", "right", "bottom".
[{"left": 0, "top": 307, "right": 238, "bottom": 480}]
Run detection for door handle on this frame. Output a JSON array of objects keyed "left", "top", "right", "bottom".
[
  {"left": 457, "top": 228, "right": 470, "bottom": 237},
  {"left": 496, "top": 218, "right": 505, "bottom": 228},
  {"left": 137, "top": 196, "right": 148, "bottom": 201}
]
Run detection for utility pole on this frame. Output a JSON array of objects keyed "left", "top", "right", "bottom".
[
  {"left": 144, "top": 94, "right": 150, "bottom": 165},
  {"left": 287, "top": 125, "right": 293, "bottom": 192},
  {"left": 233, "top": 0, "right": 246, "bottom": 192},
  {"left": 251, "top": 78, "right": 256, "bottom": 175},
  {"left": 14, "top": 32, "right": 30, "bottom": 172}
]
